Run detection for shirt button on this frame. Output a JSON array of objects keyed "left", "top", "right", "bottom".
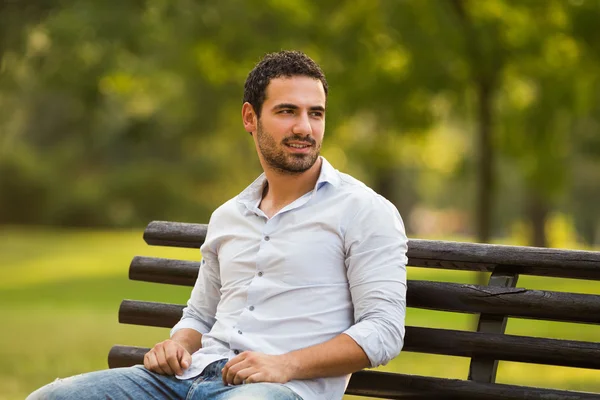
[
  {"left": 233, "top": 349, "right": 240, "bottom": 355},
  {"left": 238, "top": 330, "right": 243, "bottom": 335},
  {"left": 264, "top": 235, "right": 270, "bottom": 241},
  {"left": 257, "top": 271, "right": 263, "bottom": 277},
  {"left": 249, "top": 306, "right": 254, "bottom": 311}
]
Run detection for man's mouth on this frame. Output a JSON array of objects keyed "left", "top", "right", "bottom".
[{"left": 287, "top": 143, "right": 311, "bottom": 149}]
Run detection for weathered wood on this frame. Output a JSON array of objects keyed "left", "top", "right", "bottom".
[
  {"left": 127, "top": 260, "right": 600, "bottom": 324},
  {"left": 108, "top": 345, "right": 147, "bottom": 369},
  {"left": 117, "top": 300, "right": 600, "bottom": 369},
  {"left": 410, "top": 281, "right": 600, "bottom": 324},
  {"left": 144, "top": 221, "right": 208, "bottom": 248},
  {"left": 142, "top": 221, "right": 600, "bottom": 280},
  {"left": 129, "top": 256, "right": 200, "bottom": 286},
  {"left": 347, "top": 370, "right": 600, "bottom": 400},
  {"left": 107, "top": 346, "right": 600, "bottom": 399},
  {"left": 469, "top": 266, "right": 519, "bottom": 383}
]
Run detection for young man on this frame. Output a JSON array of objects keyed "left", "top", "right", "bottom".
[{"left": 29, "top": 50, "right": 408, "bottom": 400}]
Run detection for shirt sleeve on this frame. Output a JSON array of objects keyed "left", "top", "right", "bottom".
[
  {"left": 170, "top": 224, "right": 222, "bottom": 337},
  {"left": 342, "top": 195, "right": 408, "bottom": 367}
]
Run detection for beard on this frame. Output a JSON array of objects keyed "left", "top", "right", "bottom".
[{"left": 256, "top": 120, "right": 321, "bottom": 175}]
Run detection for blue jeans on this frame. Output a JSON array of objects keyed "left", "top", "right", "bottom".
[{"left": 27, "top": 359, "right": 303, "bottom": 400}]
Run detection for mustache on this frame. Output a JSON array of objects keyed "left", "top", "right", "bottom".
[{"left": 282, "top": 135, "right": 316, "bottom": 146}]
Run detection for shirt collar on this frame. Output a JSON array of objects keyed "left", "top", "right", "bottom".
[{"left": 237, "top": 156, "right": 340, "bottom": 208}]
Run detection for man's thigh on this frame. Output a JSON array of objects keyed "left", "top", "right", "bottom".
[
  {"left": 27, "top": 365, "right": 191, "bottom": 400},
  {"left": 214, "top": 383, "right": 302, "bottom": 400}
]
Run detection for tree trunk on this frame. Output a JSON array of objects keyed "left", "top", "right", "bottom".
[
  {"left": 528, "top": 190, "right": 548, "bottom": 248},
  {"left": 476, "top": 81, "right": 494, "bottom": 244}
]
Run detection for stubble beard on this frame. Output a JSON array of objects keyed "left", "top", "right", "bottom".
[{"left": 256, "top": 121, "right": 321, "bottom": 175}]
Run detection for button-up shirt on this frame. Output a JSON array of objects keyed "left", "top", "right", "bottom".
[{"left": 171, "top": 157, "right": 408, "bottom": 400}]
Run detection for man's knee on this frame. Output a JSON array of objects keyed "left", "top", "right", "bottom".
[{"left": 27, "top": 375, "right": 84, "bottom": 400}]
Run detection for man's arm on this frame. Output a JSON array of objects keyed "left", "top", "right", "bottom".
[
  {"left": 145, "top": 230, "right": 222, "bottom": 376},
  {"left": 222, "top": 333, "right": 369, "bottom": 385}
]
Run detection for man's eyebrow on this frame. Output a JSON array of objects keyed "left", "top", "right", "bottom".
[
  {"left": 272, "top": 103, "right": 326, "bottom": 112},
  {"left": 273, "top": 103, "right": 299, "bottom": 110}
]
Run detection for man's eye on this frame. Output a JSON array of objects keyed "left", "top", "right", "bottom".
[
  {"left": 310, "top": 112, "right": 323, "bottom": 117},
  {"left": 280, "top": 109, "right": 293, "bottom": 114}
]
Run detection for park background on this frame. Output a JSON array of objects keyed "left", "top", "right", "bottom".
[{"left": 1, "top": 0, "right": 599, "bottom": 399}]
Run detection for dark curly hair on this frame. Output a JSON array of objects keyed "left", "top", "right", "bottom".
[{"left": 243, "top": 50, "right": 328, "bottom": 118}]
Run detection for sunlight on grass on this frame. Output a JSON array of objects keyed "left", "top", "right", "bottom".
[{"left": 0, "top": 227, "right": 200, "bottom": 289}]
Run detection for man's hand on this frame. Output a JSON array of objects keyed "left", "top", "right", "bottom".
[
  {"left": 222, "top": 351, "right": 297, "bottom": 386},
  {"left": 144, "top": 339, "right": 192, "bottom": 376}
]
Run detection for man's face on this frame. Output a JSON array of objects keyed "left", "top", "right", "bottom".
[{"left": 252, "top": 76, "right": 326, "bottom": 175}]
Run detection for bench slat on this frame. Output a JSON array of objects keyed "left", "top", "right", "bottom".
[
  {"left": 143, "top": 221, "right": 600, "bottom": 280},
  {"left": 128, "top": 258, "right": 600, "bottom": 324},
  {"left": 348, "top": 370, "right": 600, "bottom": 400},
  {"left": 107, "top": 345, "right": 600, "bottom": 399},
  {"left": 117, "top": 300, "right": 600, "bottom": 369}
]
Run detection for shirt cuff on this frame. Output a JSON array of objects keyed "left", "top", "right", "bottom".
[
  {"left": 170, "top": 317, "right": 211, "bottom": 338},
  {"left": 343, "top": 321, "right": 402, "bottom": 367}
]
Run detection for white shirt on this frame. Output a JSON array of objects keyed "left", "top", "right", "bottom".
[{"left": 171, "top": 157, "right": 408, "bottom": 400}]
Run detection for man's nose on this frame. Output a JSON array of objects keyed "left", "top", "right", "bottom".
[{"left": 292, "top": 113, "right": 312, "bottom": 136}]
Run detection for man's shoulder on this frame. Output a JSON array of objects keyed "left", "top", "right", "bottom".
[
  {"left": 334, "top": 171, "right": 392, "bottom": 209},
  {"left": 208, "top": 197, "right": 240, "bottom": 222}
]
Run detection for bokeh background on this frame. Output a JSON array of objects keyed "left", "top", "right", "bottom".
[{"left": 1, "top": 1, "right": 599, "bottom": 399}]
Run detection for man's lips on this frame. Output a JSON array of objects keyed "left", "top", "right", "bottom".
[{"left": 284, "top": 142, "right": 313, "bottom": 152}]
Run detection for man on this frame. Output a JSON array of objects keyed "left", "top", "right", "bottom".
[{"left": 29, "top": 50, "right": 408, "bottom": 400}]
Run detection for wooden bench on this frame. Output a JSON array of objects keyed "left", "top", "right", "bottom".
[{"left": 108, "top": 220, "right": 600, "bottom": 399}]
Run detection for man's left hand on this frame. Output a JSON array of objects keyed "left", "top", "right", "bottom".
[{"left": 222, "top": 351, "right": 296, "bottom": 385}]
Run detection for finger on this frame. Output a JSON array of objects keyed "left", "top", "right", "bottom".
[
  {"left": 225, "top": 359, "right": 250, "bottom": 386},
  {"left": 145, "top": 351, "right": 166, "bottom": 375},
  {"left": 232, "top": 366, "right": 254, "bottom": 386},
  {"left": 222, "top": 353, "right": 246, "bottom": 385},
  {"left": 244, "top": 371, "right": 263, "bottom": 384},
  {"left": 143, "top": 351, "right": 151, "bottom": 370},
  {"left": 164, "top": 344, "right": 183, "bottom": 376},
  {"left": 155, "top": 346, "right": 174, "bottom": 375},
  {"left": 179, "top": 347, "right": 192, "bottom": 370}
]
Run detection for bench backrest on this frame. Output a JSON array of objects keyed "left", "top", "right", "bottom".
[{"left": 109, "top": 221, "right": 600, "bottom": 399}]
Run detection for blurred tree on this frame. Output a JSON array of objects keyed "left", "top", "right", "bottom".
[{"left": 0, "top": 0, "right": 598, "bottom": 249}]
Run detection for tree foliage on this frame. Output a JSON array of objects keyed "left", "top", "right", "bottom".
[{"left": 1, "top": 0, "right": 599, "bottom": 246}]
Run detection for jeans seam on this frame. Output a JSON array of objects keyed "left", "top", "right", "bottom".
[{"left": 184, "top": 375, "right": 206, "bottom": 400}]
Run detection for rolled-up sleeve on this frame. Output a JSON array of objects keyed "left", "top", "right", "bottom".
[
  {"left": 170, "top": 225, "right": 222, "bottom": 337},
  {"left": 342, "top": 195, "right": 408, "bottom": 367}
]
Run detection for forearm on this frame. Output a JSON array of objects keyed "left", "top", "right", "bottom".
[
  {"left": 282, "top": 333, "right": 370, "bottom": 380},
  {"left": 171, "top": 328, "right": 203, "bottom": 355}
]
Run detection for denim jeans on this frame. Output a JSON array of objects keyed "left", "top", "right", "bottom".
[{"left": 27, "top": 359, "right": 303, "bottom": 400}]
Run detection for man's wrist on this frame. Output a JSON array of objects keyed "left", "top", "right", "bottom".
[{"left": 279, "top": 352, "right": 301, "bottom": 381}]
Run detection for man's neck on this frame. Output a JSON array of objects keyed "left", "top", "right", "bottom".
[{"left": 260, "top": 158, "right": 323, "bottom": 217}]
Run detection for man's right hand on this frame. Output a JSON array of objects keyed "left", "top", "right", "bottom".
[{"left": 144, "top": 339, "right": 192, "bottom": 376}]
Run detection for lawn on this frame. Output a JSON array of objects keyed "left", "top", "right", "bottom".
[{"left": 0, "top": 227, "right": 598, "bottom": 400}]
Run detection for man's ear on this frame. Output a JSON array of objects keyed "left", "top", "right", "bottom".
[{"left": 242, "top": 102, "right": 257, "bottom": 135}]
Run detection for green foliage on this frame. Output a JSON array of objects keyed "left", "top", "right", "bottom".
[{"left": 0, "top": 1, "right": 599, "bottom": 245}]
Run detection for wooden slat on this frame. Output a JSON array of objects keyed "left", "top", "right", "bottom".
[
  {"left": 144, "top": 221, "right": 207, "bottom": 248},
  {"left": 409, "top": 281, "right": 600, "bottom": 324},
  {"left": 129, "top": 256, "right": 199, "bottom": 286},
  {"left": 107, "top": 346, "right": 600, "bottom": 399},
  {"left": 117, "top": 300, "right": 600, "bottom": 369},
  {"left": 142, "top": 221, "right": 600, "bottom": 280},
  {"left": 128, "top": 259, "right": 600, "bottom": 324},
  {"left": 347, "top": 370, "right": 600, "bottom": 400}
]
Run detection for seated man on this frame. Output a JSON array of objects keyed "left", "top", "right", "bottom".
[{"left": 29, "top": 50, "right": 408, "bottom": 400}]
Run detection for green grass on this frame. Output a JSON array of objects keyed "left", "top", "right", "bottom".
[{"left": 1, "top": 227, "right": 599, "bottom": 400}]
